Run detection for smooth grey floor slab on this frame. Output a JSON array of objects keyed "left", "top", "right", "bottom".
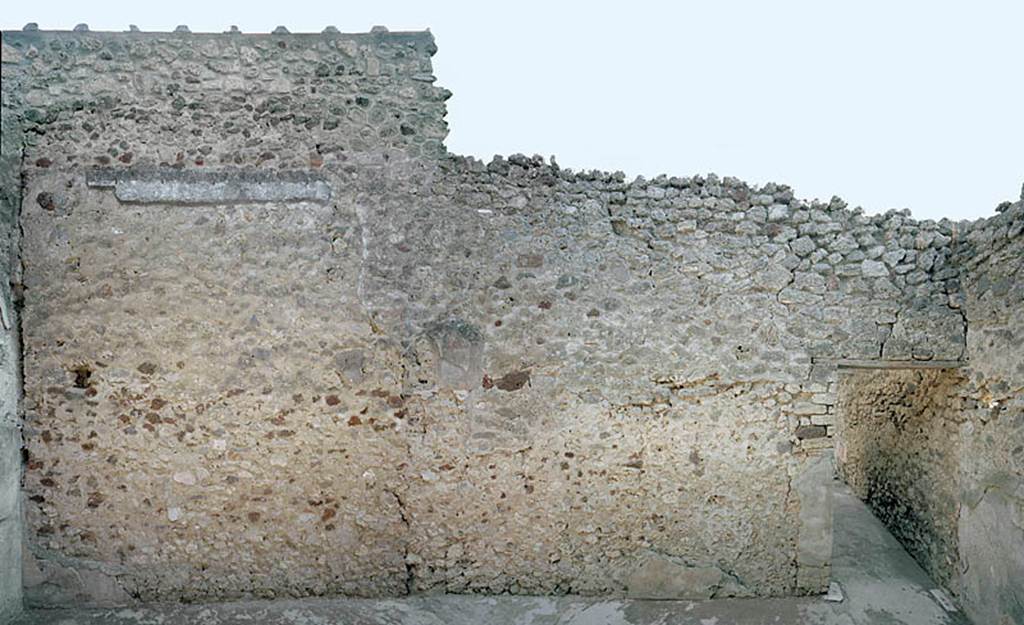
[
  {"left": 10, "top": 485, "right": 971, "bottom": 625},
  {"left": 802, "top": 486, "right": 970, "bottom": 625}
]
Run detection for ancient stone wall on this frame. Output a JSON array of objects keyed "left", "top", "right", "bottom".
[
  {"left": 955, "top": 196, "right": 1024, "bottom": 625},
  {"left": 0, "top": 26, "right": 1011, "bottom": 611},
  {"left": 0, "top": 26, "right": 447, "bottom": 607},
  {"left": 834, "top": 194, "right": 1024, "bottom": 625}
]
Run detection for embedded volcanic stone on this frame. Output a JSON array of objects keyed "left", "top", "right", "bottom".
[
  {"left": 796, "top": 425, "right": 828, "bottom": 440},
  {"left": 494, "top": 369, "right": 530, "bottom": 391},
  {"left": 35, "top": 192, "right": 55, "bottom": 211},
  {"left": 425, "top": 318, "right": 485, "bottom": 390}
]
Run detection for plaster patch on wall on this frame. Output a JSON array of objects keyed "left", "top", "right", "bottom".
[
  {"left": 86, "top": 168, "right": 332, "bottom": 204},
  {"left": 22, "top": 548, "right": 132, "bottom": 608}
]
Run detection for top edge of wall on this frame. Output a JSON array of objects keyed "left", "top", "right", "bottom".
[{"left": 1, "top": 26, "right": 433, "bottom": 42}]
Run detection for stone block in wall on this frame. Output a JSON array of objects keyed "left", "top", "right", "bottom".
[
  {"left": 810, "top": 414, "right": 835, "bottom": 427},
  {"left": 810, "top": 392, "right": 836, "bottom": 405},
  {"left": 799, "top": 437, "right": 836, "bottom": 452},
  {"left": 795, "top": 425, "right": 828, "bottom": 439},
  {"left": 788, "top": 402, "right": 828, "bottom": 416}
]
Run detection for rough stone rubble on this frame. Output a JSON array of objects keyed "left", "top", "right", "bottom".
[{"left": 0, "top": 25, "right": 1020, "bottom": 625}]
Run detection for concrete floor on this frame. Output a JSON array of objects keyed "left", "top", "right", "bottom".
[{"left": 10, "top": 486, "right": 971, "bottom": 625}]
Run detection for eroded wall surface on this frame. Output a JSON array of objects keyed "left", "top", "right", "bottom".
[
  {"left": 0, "top": 27, "right": 990, "bottom": 607},
  {"left": 955, "top": 198, "right": 1024, "bottom": 625}
]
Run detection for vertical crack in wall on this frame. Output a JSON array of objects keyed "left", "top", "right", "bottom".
[
  {"left": 14, "top": 122, "right": 28, "bottom": 419},
  {"left": 945, "top": 246, "right": 969, "bottom": 361},
  {"left": 954, "top": 304, "right": 968, "bottom": 362},
  {"left": 353, "top": 196, "right": 373, "bottom": 330},
  {"left": 879, "top": 308, "right": 900, "bottom": 358},
  {"left": 774, "top": 272, "right": 796, "bottom": 306},
  {"left": 783, "top": 469, "right": 798, "bottom": 592},
  {"left": 383, "top": 488, "right": 413, "bottom": 594}
]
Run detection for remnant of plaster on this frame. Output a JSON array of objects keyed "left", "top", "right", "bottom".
[
  {"left": 22, "top": 549, "right": 132, "bottom": 608},
  {"left": 86, "top": 168, "right": 332, "bottom": 204},
  {"left": 623, "top": 553, "right": 725, "bottom": 600}
]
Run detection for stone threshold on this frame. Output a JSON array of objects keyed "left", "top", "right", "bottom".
[{"left": 828, "top": 359, "right": 964, "bottom": 370}]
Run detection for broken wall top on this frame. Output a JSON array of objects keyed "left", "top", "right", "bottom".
[{"left": 1, "top": 27, "right": 450, "bottom": 168}]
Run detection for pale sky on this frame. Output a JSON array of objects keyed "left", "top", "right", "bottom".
[{"left": 3, "top": 0, "right": 1022, "bottom": 220}]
